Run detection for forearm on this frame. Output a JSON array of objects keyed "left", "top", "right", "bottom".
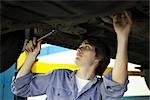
[
  {"left": 112, "top": 36, "right": 128, "bottom": 84},
  {"left": 16, "top": 55, "right": 36, "bottom": 79}
]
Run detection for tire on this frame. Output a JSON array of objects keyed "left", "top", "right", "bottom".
[
  {"left": 0, "top": 30, "right": 25, "bottom": 73},
  {"left": 143, "top": 69, "right": 150, "bottom": 90}
]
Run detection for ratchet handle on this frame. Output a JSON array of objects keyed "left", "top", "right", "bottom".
[{"left": 37, "top": 30, "right": 55, "bottom": 41}]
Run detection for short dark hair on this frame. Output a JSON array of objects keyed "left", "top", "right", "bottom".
[{"left": 83, "top": 36, "right": 110, "bottom": 76}]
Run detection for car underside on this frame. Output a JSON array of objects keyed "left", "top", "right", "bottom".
[{"left": 1, "top": 0, "right": 149, "bottom": 88}]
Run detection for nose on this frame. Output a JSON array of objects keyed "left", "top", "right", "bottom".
[{"left": 77, "top": 47, "right": 83, "bottom": 53}]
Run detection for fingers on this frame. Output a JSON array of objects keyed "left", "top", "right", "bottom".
[
  {"left": 112, "top": 11, "right": 132, "bottom": 27},
  {"left": 25, "top": 40, "right": 34, "bottom": 52},
  {"left": 33, "top": 37, "right": 37, "bottom": 46},
  {"left": 121, "top": 11, "right": 132, "bottom": 25},
  {"left": 124, "top": 11, "right": 132, "bottom": 24},
  {"left": 25, "top": 38, "right": 41, "bottom": 52}
]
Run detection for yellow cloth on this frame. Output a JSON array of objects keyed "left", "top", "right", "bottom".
[
  {"left": 17, "top": 52, "right": 79, "bottom": 73},
  {"left": 17, "top": 52, "right": 111, "bottom": 74}
]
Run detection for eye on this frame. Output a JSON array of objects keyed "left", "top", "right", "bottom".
[
  {"left": 85, "top": 46, "right": 90, "bottom": 49},
  {"left": 78, "top": 44, "right": 93, "bottom": 50}
]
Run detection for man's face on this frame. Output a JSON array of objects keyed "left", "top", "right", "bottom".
[{"left": 75, "top": 40, "right": 97, "bottom": 67}]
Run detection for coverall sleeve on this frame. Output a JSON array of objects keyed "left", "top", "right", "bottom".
[
  {"left": 100, "top": 71, "right": 129, "bottom": 100},
  {"left": 11, "top": 71, "right": 52, "bottom": 97}
]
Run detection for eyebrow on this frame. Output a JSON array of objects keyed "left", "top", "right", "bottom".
[
  {"left": 81, "top": 42, "right": 90, "bottom": 45},
  {"left": 81, "top": 42, "right": 93, "bottom": 48},
  {"left": 84, "top": 43, "right": 90, "bottom": 44}
]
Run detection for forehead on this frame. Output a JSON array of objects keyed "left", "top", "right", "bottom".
[
  {"left": 81, "top": 40, "right": 96, "bottom": 49},
  {"left": 82, "top": 40, "right": 94, "bottom": 46},
  {"left": 82, "top": 40, "right": 89, "bottom": 44}
]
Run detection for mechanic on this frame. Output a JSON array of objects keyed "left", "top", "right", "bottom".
[{"left": 12, "top": 11, "right": 132, "bottom": 100}]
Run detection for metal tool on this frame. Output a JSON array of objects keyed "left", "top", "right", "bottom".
[
  {"left": 22, "top": 29, "right": 55, "bottom": 51},
  {"left": 37, "top": 29, "right": 55, "bottom": 41}
]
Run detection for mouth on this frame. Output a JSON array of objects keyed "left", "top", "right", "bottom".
[{"left": 76, "top": 52, "right": 82, "bottom": 58}]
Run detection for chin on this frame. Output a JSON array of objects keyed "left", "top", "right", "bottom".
[
  {"left": 74, "top": 59, "right": 78, "bottom": 64},
  {"left": 75, "top": 58, "right": 80, "bottom": 65}
]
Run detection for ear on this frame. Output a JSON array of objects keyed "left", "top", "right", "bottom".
[{"left": 94, "top": 59, "right": 100, "bottom": 64}]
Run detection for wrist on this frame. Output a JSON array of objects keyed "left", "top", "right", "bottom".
[
  {"left": 27, "top": 55, "right": 37, "bottom": 61},
  {"left": 117, "top": 35, "right": 129, "bottom": 42}
]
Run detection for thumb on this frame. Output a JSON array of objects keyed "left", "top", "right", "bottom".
[{"left": 37, "top": 41, "right": 42, "bottom": 51}]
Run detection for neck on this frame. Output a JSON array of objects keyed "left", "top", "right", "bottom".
[{"left": 76, "top": 66, "right": 96, "bottom": 80}]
